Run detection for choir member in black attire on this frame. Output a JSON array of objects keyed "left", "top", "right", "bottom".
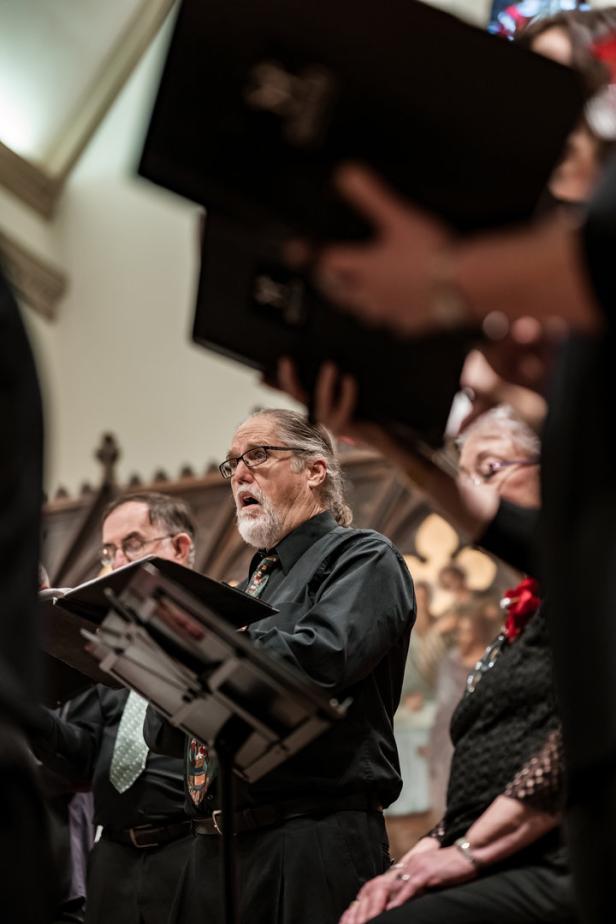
[
  {"left": 343, "top": 607, "right": 571, "bottom": 924},
  {"left": 145, "top": 409, "right": 415, "bottom": 924},
  {"left": 0, "top": 268, "right": 55, "bottom": 921},
  {"left": 30, "top": 492, "right": 196, "bottom": 924},
  {"left": 277, "top": 93, "right": 616, "bottom": 924},
  {"left": 540, "top": 151, "right": 616, "bottom": 924}
]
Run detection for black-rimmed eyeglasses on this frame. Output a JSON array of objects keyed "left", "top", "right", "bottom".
[{"left": 219, "top": 445, "right": 310, "bottom": 479}]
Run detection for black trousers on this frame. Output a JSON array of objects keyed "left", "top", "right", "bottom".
[
  {"left": 54, "top": 897, "right": 86, "bottom": 924},
  {"left": 85, "top": 834, "right": 193, "bottom": 924},
  {"left": 171, "top": 810, "right": 390, "bottom": 924},
  {"left": 370, "top": 862, "right": 578, "bottom": 924}
]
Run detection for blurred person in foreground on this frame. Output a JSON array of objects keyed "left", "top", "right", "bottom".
[
  {"left": 30, "top": 492, "right": 196, "bottom": 924},
  {"left": 278, "top": 10, "right": 616, "bottom": 917},
  {"left": 0, "top": 266, "right": 55, "bottom": 921},
  {"left": 274, "top": 9, "right": 616, "bottom": 920},
  {"left": 422, "top": 7, "right": 616, "bottom": 435}
]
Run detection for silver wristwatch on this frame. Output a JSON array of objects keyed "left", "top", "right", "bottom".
[{"left": 453, "top": 837, "right": 481, "bottom": 869}]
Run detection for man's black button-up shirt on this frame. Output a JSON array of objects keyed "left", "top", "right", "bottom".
[{"left": 146, "top": 511, "right": 415, "bottom": 814}]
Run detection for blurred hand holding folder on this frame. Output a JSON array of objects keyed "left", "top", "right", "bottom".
[{"left": 139, "top": 0, "right": 584, "bottom": 446}]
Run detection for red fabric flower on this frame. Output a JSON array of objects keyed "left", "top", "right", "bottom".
[
  {"left": 502, "top": 577, "right": 541, "bottom": 641},
  {"left": 592, "top": 35, "right": 616, "bottom": 83}
]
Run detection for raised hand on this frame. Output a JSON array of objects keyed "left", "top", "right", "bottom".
[{"left": 316, "top": 164, "right": 452, "bottom": 337}]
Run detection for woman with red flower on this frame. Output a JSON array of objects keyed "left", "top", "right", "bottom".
[{"left": 336, "top": 407, "right": 572, "bottom": 924}]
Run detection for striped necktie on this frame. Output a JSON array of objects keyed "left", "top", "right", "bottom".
[{"left": 186, "top": 552, "right": 280, "bottom": 805}]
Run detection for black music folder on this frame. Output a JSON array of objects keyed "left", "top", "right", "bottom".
[
  {"left": 139, "top": 0, "right": 584, "bottom": 237},
  {"left": 193, "top": 213, "right": 474, "bottom": 448}
]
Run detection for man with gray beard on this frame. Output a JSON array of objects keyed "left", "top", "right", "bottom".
[{"left": 146, "top": 408, "right": 415, "bottom": 924}]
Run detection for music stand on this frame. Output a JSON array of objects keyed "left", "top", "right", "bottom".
[
  {"left": 81, "top": 559, "right": 350, "bottom": 924},
  {"left": 40, "top": 591, "right": 124, "bottom": 705},
  {"left": 39, "top": 556, "right": 270, "bottom": 704}
]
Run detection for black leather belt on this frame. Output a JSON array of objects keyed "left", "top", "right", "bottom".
[
  {"left": 103, "top": 819, "right": 192, "bottom": 849},
  {"left": 193, "top": 792, "right": 383, "bottom": 836}
]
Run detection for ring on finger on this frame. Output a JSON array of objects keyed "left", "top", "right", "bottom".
[{"left": 395, "top": 872, "right": 411, "bottom": 882}]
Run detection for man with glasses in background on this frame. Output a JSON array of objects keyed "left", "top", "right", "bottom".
[
  {"left": 146, "top": 408, "right": 416, "bottom": 924},
  {"left": 30, "top": 492, "right": 196, "bottom": 924}
]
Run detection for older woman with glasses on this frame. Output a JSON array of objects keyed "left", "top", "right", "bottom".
[
  {"left": 375, "top": 420, "right": 572, "bottom": 923},
  {"left": 333, "top": 408, "right": 572, "bottom": 923}
]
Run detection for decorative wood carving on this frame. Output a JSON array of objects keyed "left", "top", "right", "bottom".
[
  {"left": 47, "top": 434, "right": 120, "bottom": 587},
  {"left": 95, "top": 434, "right": 120, "bottom": 485}
]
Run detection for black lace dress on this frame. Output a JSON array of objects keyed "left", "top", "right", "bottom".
[
  {"left": 370, "top": 602, "right": 577, "bottom": 923},
  {"left": 428, "top": 603, "right": 566, "bottom": 869}
]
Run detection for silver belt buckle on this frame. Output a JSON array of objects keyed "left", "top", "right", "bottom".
[{"left": 212, "top": 810, "right": 223, "bottom": 835}]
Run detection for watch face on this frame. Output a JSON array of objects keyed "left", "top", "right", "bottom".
[{"left": 488, "top": 1, "right": 591, "bottom": 40}]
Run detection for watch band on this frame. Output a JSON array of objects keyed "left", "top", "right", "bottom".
[{"left": 454, "top": 837, "right": 482, "bottom": 869}]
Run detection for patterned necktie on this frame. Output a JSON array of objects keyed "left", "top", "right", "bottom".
[
  {"left": 109, "top": 690, "right": 150, "bottom": 793},
  {"left": 186, "top": 553, "right": 280, "bottom": 805},
  {"left": 244, "top": 553, "right": 280, "bottom": 598}
]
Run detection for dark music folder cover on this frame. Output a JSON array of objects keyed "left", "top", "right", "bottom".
[
  {"left": 139, "top": 0, "right": 584, "bottom": 237},
  {"left": 192, "top": 212, "right": 476, "bottom": 449}
]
